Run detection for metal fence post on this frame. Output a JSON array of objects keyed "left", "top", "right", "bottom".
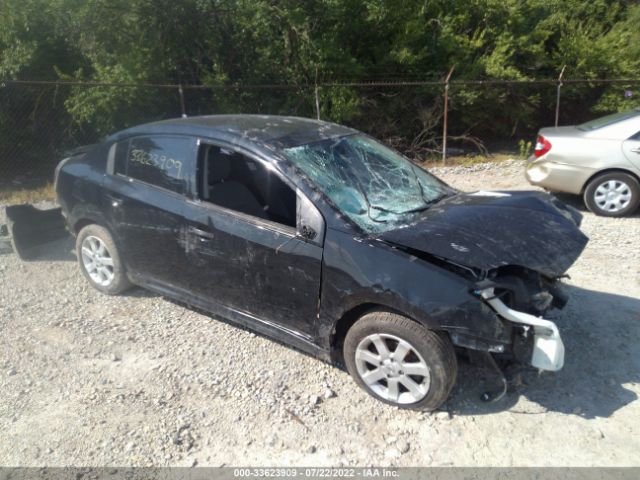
[
  {"left": 314, "top": 67, "right": 321, "bottom": 120},
  {"left": 314, "top": 85, "right": 321, "bottom": 120},
  {"left": 178, "top": 85, "right": 187, "bottom": 118},
  {"left": 442, "top": 66, "right": 455, "bottom": 164},
  {"left": 555, "top": 65, "right": 566, "bottom": 127}
]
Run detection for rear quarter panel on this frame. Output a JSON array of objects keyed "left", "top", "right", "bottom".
[
  {"left": 57, "top": 143, "right": 111, "bottom": 234},
  {"left": 542, "top": 134, "right": 625, "bottom": 170}
]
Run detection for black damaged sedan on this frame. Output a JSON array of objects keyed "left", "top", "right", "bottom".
[{"left": 46, "top": 115, "right": 588, "bottom": 410}]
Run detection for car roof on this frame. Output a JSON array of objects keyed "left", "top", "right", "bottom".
[{"left": 109, "top": 114, "right": 357, "bottom": 152}]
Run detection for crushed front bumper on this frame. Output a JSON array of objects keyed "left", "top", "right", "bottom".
[{"left": 480, "top": 287, "right": 565, "bottom": 371}]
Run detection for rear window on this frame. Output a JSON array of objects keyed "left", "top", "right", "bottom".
[
  {"left": 577, "top": 110, "right": 640, "bottom": 131},
  {"left": 115, "top": 136, "right": 192, "bottom": 194}
]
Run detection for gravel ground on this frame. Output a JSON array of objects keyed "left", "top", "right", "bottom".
[{"left": 1, "top": 159, "right": 639, "bottom": 467}]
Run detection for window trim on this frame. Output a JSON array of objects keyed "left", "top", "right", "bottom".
[
  {"left": 191, "top": 138, "right": 304, "bottom": 235},
  {"left": 106, "top": 142, "right": 117, "bottom": 174},
  {"left": 186, "top": 195, "right": 297, "bottom": 238}
]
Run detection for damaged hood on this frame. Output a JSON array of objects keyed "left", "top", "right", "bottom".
[{"left": 378, "top": 191, "right": 588, "bottom": 277}]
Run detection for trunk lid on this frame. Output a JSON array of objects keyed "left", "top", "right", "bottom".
[{"left": 538, "top": 125, "right": 584, "bottom": 139}]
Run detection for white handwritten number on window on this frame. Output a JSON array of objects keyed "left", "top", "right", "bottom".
[{"left": 130, "top": 148, "right": 183, "bottom": 179}]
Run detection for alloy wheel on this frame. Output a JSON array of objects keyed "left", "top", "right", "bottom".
[
  {"left": 354, "top": 333, "right": 431, "bottom": 404},
  {"left": 80, "top": 235, "right": 115, "bottom": 287}
]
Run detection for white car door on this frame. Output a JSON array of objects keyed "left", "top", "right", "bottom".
[{"left": 622, "top": 131, "right": 640, "bottom": 170}]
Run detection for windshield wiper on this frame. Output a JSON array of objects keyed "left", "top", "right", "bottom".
[
  {"left": 407, "top": 163, "right": 436, "bottom": 203},
  {"left": 398, "top": 192, "right": 450, "bottom": 214}
]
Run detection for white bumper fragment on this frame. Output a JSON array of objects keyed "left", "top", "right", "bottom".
[{"left": 481, "top": 288, "right": 565, "bottom": 371}]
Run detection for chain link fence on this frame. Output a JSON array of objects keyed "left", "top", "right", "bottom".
[{"left": 1, "top": 78, "right": 639, "bottom": 190}]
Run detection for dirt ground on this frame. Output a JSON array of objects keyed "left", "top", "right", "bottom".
[{"left": 1, "top": 159, "right": 639, "bottom": 467}]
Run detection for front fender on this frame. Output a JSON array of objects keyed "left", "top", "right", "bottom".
[{"left": 318, "top": 229, "right": 511, "bottom": 351}]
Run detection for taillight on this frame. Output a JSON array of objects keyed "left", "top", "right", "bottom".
[{"left": 534, "top": 135, "right": 552, "bottom": 158}]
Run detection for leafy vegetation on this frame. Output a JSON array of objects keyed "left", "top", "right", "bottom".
[
  {"left": 518, "top": 140, "right": 533, "bottom": 159},
  {"left": 0, "top": 182, "right": 55, "bottom": 204},
  {"left": 1, "top": 0, "right": 639, "bottom": 180}
]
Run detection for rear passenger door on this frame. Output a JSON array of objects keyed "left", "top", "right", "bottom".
[
  {"left": 103, "top": 135, "right": 196, "bottom": 288},
  {"left": 181, "top": 141, "right": 324, "bottom": 339}
]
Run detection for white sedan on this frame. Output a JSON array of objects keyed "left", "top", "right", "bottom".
[{"left": 526, "top": 109, "right": 640, "bottom": 216}]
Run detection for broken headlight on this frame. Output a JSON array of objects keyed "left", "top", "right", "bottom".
[{"left": 479, "top": 266, "right": 567, "bottom": 315}]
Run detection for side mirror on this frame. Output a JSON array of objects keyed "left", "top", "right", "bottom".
[{"left": 296, "top": 190, "right": 325, "bottom": 246}]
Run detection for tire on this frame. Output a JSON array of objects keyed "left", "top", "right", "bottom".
[
  {"left": 76, "top": 224, "right": 131, "bottom": 295},
  {"left": 343, "top": 311, "right": 457, "bottom": 411},
  {"left": 583, "top": 172, "right": 640, "bottom": 217}
]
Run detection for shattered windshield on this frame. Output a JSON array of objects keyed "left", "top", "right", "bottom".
[{"left": 284, "top": 134, "right": 453, "bottom": 233}]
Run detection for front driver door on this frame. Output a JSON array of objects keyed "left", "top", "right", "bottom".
[{"left": 181, "top": 142, "right": 324, "bottom": 340}]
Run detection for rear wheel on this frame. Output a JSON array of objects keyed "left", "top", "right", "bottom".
[
  {"left": 344, "top": 311, "right": 457, "bottom": 411},
  {"left": 76, "top": 224, "right": 131, "bottom": 295},
  {"left": 583, "top": 172, "right": 640, "bottom": 217}
]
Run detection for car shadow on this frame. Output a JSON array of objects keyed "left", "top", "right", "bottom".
[
  {"left": 445, "top": 284, "right": 640, "bottom": 419},
  {"left": 552, "top": 192, "right": 588, "bottom": 211},
  {"left": 553, "top": 192, "right": 640, "bottom": 218}
]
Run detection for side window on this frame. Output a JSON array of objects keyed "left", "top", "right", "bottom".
[
  {"left": 631, "top": 131, "right": 640, "bottom": 141},
  {"left": 117, "top": 136, "right": 191, "bottom": 194},
  {"left": 197, "top": 144, "right": 297, "bottom": 229}
]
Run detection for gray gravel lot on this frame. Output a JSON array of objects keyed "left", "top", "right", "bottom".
[{"left": 1, "top": 159, "right": 639, "bottom": 466}]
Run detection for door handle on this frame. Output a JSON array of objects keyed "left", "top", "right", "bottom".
[
  {"left": 631, "top": 147, "right": 640, "bottom": 154},
  {"left": 188, "top": 226, "right": 215, "bottom": 240}
]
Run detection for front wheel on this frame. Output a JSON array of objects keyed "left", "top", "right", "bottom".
[
  {"left": 344, "top": 311, "right": 457, "bottom": 411},
  {"left": 583, "top": 172, "right": 640, "bottom": 217},
  {"left": 76, "top": 224, "right": 131, "bottom": 295}
]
